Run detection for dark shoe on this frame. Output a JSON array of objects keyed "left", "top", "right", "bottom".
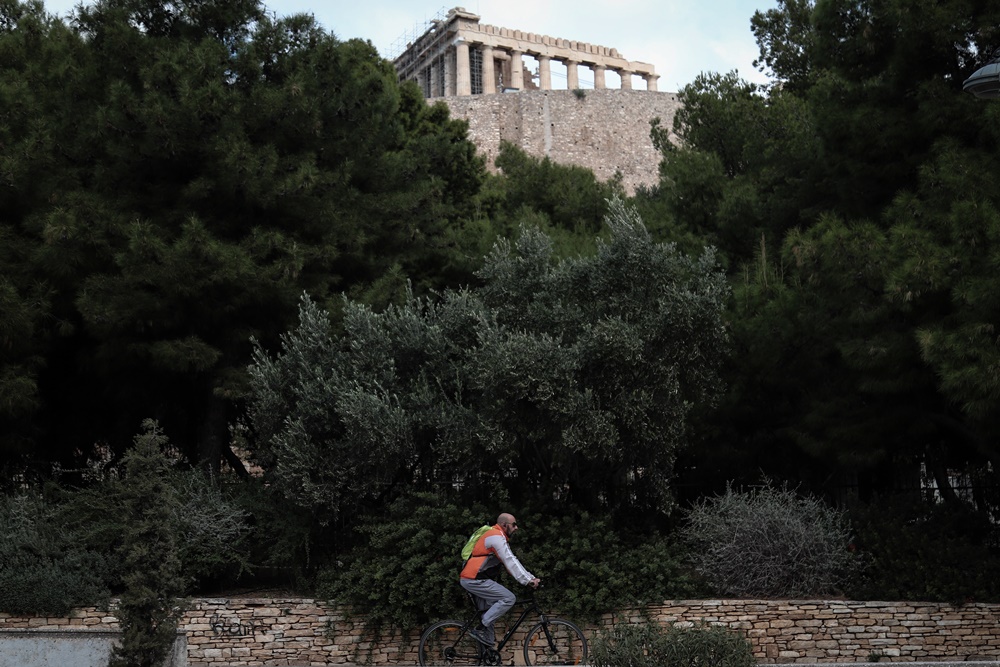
[{"left": 468, "top": 627, "right": 493, "bottom": 646}]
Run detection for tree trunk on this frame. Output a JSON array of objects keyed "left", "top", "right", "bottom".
[{"left": 197, "top": 391, "right": 227, "bottom": 478}]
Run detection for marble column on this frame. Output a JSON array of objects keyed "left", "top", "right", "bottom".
[
  {"left": 444, "top": 49, "right": 455, "bottom": 96},
  {"left": 428, "top": 61, "right": 437, "bottom": 97},
  {"left": 455, "top": 41, "right": 471, "bottom": 96},
  {"left": 619, "top": 69, "right": 633, "bottom": 90},
  {"left": 643, "top": 73, "right": 659, "bottom": 92},
  {"left": 592, "top": 64, "right": 606, "bottom": 89},
  {"left": 565, "top": 59, "right": 579, "bottom": 90},
  {"left": 510, "top": 50, "right": 524, "bottom": 89},
  {"left": 481, "top": 45, "right": 496, "bottom": 94},
  {"left": 538, "top": 55, "right": 551, "bottom": 90},
  {"left": 434, "top": 54, "right": 447, "bottom": 97}
]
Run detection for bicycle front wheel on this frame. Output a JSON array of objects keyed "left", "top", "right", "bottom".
[
  {"left": 523, "top": 618, "right": 588, "bottom": 665},
  {"left": 418, "top": 620, "right": 482, "bottom": 666}
]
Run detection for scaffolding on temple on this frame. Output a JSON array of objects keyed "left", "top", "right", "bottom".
[{"left": 386, "top": 6, "right": 449, "bottom": 62}]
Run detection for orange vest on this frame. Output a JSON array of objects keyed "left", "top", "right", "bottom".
[{"left": 460, "top": 525, "right": 505, "bottom": 580}]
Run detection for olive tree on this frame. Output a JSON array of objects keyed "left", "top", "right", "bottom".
[{"left": 244, "top": 198, "right": 730, "bottom": 521}]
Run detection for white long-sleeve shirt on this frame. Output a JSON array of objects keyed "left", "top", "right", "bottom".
[{"left": 482, "top": 532, "right": 535, "bottom": 585}]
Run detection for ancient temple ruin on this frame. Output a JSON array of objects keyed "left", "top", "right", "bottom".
[{"left": 393, "top": 7, "right": 659, "bottom": 98}]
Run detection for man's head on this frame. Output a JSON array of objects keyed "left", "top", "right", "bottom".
[{"left": 497, "top": 513, "right": 518, "bottom": 537}]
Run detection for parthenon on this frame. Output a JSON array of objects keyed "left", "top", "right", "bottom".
[{"left": 393, "top": 7, "right": 659, "bottom": 97}]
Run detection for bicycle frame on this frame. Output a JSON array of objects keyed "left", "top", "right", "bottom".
[
  {"left": 489, "top": 593, "right": 546, "bottom": 654},
  {"left": 419, "top": 587, "right": 586, "bottom": 667}
]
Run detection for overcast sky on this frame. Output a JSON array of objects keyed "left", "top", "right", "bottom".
[{"left": 41, "top": 0, "right": 779, "bottom": 92}]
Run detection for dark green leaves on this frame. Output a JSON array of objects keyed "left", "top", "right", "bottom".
[
  {"left": 245, "top": 200, "right": 729, "bottom": 523},
  {"left": 0, "top": 0, "right": 485, "bottom": 470}
]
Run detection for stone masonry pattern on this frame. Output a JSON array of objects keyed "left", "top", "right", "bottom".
[
  {"left": 3, "top": 598, "right": 1000, "bottom": 665},
  {"left": 438, "top": 88, "right": 682, "bottom": 195}
]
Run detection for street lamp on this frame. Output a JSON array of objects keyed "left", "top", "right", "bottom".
[{"left": 964, "top": 50, "right": 1000, "bottom": 98}]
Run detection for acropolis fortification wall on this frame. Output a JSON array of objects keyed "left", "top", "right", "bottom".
[{"left": 436, "top": 88, "right": 680, "bottom": 193}]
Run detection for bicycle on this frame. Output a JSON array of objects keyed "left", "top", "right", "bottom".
[{"left": 417, "top": 586, "right": 588, "bottom": 666}]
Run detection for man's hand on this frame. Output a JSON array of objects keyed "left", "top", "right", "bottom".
[{"left": 529, "top": 578, "right": 541, "bottom": 589}]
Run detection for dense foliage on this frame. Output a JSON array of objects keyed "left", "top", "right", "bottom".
[
  {"left": 485, "top": 142, "right": 623, "bottom": 247},
  {"left": 657, "top": 0, "right": 1000, "bottom": 517},
  {"left": 245, "top": 199, "right": 729, "bottom": 526},
  {"left": 847, "top": 497, "right": 1000, "bottom": 604},
  {"left": 316, "top": 495, "right": 491, "bottom": 630},
  {"left": 0, "top": 0, "right": 484, "bottom": 474},
  {"left": 590, "top": 621, "right": 756, "bottom": 667},
  {"left": 243, "top": 200, "right": 727, "bottom": 626},
  {"left": 0, "top": 419, "right": 251, "bottom": 656},
  {"left": 0, "top": 494, "right": 108, "bottom": 615},
  {"left": 107, "top": 421, "right": 187, "bottom": 667},
  {"left": 320, "top": 496, "right": 705, "bottom": 629}
]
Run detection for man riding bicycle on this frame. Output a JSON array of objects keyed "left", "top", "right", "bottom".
[{"left": 460, "top": 513, "right": 541, "bottom": 647}]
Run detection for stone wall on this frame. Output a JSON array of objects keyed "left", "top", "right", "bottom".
[
  {"left": 641, "top": 600, "right": 1000, "bottom": 663},
  {"left": 437, "top": 88, "right": 681, "bottom": 194},
  {"left": 3, "top": 598, "right": 1000, "bottom": 665}
]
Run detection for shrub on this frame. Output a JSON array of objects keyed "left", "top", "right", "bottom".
[
  {"left": 173, "top": 472, "right": 251, "bottom": 585},
  {"left": 61, "top": 441, "right": 252, "bottom": 594},
  {"left": 516, "top": 508, "right": 707, "bottom": 621},
  {"left": 0, "top": 419, "right": 249, "bottom": 618},
  {"left": 0, "top": 494, "right": 109, "bottom": 615},
  {"left": 320, "top": 497, "right": 706, "bottom": 631},
  {"left": 590, "top": 621, "right": 755, "bottom": 667},
  {"left": 223, "top": 477, "right": 319, "bottom": 590},
  {"left": 317, "top": 493, "right": 491, "bottom": 630},
  {"left": 682, "top": 484, "right": 852, "bottom": 597},
  {"left": 846, "top": 497, "right": 1000, "bottom": 603}
]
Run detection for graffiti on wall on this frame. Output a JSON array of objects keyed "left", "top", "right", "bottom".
[{"left": 209, "top": 614, "right": 261, "bottom": 638}]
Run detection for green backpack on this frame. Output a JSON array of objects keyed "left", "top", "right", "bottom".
[{"left": 461, "top": 524, "right": 492, "bottom": 562}]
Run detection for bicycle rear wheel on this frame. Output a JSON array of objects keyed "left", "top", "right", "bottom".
[
  {"left": 523, "top": 618, "right": 588, "bottom": 665},
  {"left": 418, "top": 620, "right": 483, "bottom": 666}
]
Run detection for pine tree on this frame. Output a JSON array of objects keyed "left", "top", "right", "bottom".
[
  {"left": 108, "top": 420, "right": 186, "bottom": 667},
  {"left": 658, "top": 0, "right": 1000, "bottom": 502},
  {"left": 0, "top": 0, "right": 485, "bottom": 474}
]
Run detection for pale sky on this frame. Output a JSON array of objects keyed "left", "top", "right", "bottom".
[{"left": 41, "top": 0, "right": 779, "bottom": 92}]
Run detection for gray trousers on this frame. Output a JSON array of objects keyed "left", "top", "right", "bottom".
[{"left": 460, "top": 578, "right": 515, "bottom": 644}]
